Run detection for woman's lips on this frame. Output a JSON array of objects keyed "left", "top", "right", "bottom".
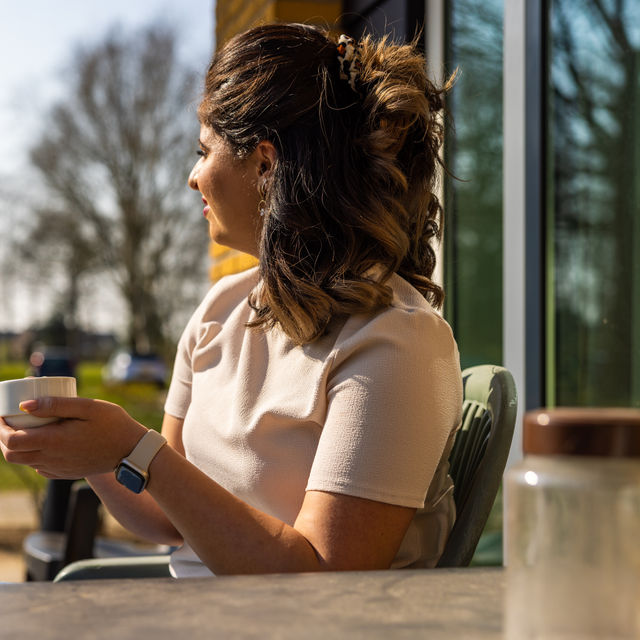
[{"left": 202, "top": 198, "right": 210, "bottom": 218}]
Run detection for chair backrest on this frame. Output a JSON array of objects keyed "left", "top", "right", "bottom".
[
  {"left": 23, "top": 480, "right": 102, "bottom": 581},
  {"left": 436, "top": 364, "right": 517, "bottom": 567},
  {"left": 63, "top": 482, "right": 102, "bottom": 566}
]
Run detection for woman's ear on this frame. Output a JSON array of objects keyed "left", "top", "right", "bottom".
[{"left": 254, "top": 140, "right": 277, "bottom": 178}]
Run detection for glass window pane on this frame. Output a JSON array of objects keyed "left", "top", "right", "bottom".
[
  {"left": 445, "top": 0, "right": 504, "bottom": 369},
  {"left": 549, "top": 0, "right": 640, "bottom": 406}
]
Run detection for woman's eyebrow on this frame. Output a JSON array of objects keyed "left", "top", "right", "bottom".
[{"left": 198, "top": 139, "right": 208, "bottom": 149}]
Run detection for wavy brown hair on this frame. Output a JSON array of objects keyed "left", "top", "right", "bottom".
[{"left": 198, "top": 23, "right": 454, "bottom": 344}]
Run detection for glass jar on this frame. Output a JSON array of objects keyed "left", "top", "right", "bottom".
[{"left": 505, "top": 408, "right": 640, "bottom": 639}]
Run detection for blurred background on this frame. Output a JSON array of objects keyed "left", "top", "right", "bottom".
[{"left": 0, "top": 0, "right": 216, "bottom": 580}]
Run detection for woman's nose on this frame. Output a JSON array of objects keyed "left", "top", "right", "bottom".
[{"left": 188, "top": 164, "right": 199, "bottom": 191}]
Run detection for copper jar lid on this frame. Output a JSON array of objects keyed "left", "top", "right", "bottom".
[{"left": 524, "top": 408, "right": 640, "bottom": 457}]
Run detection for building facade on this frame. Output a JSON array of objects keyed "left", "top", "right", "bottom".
[{"left": 216, "top": 1, "right": 341, "bottom": 46}]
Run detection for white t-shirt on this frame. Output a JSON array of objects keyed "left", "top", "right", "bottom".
[{"left": 164, "top": 267, "right": 462, "bottom": 577}]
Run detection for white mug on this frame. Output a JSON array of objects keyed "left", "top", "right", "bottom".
[{"left": 0, "top": 377, "right": 77, "bottom": 428}]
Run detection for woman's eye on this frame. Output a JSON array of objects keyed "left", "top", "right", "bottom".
[{"left": 197, "top": 149, "right": 206, "bottom": 158}]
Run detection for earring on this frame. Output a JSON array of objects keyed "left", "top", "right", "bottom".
[{"left": 258, "top": 181, "right": 267, "bottom": 217}]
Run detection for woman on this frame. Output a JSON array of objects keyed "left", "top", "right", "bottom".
[{"left": 0, "top": 23, "right": 461, "bottom": 577}]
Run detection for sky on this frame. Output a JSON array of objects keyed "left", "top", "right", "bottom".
[
  {"left": 0, "top": 0, "right": 214, "bottom": 175},
  {"left": 0, "top": 0, "right": 215, "bottom": 334}
]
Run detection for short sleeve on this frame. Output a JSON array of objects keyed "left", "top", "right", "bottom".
[
  {"left": 163, "top": 269, "right": 258, "bottom": 420},
  {"left": 306, "top": 306, "right": 462, "bottom": 508},
  {"left": 164, "top": 323, "right": 195, "bottom": 419},
  {"left": 163, "top": 289, "right": 214, "bottom": 419}
]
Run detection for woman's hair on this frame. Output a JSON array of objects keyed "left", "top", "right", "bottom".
[{"left": 198, "top": 23, "right": 454, "bottom": 344}]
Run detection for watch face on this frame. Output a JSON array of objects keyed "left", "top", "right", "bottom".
[{"left": 116, "top": 464, "right": 146, "bottom": 493}]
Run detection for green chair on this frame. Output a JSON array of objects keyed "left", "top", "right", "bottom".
[
  {"left": 436, "top": 364, "right": 517, "bottom": 567},
  {"left": 23, "top": 479, "right": 172, "bottom": 582},
  {"left": 55, "top": 363, "right": 517, "bottom": 581},
  {"left": 54, "top": 554, "right": 172, "bottom": 581}
]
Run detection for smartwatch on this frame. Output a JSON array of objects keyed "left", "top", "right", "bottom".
[{"left": 115, "top": 429, "right": 167, "bottom": 494}]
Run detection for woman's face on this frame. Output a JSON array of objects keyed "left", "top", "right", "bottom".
[{"left": 188, "top": 125, "right": 262, "bottom": 256}]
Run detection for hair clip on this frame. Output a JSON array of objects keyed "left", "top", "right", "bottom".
[{"left": 336, "top": 34, "right": 362, "bottom": 93}]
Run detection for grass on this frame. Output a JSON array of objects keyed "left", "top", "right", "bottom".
[{"left": 0, "top": 361, "right": 166, "bottom": 493}]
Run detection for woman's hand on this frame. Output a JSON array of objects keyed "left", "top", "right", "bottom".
[{"left": 0, "top": 397, "right": 147, "bottom": 479}]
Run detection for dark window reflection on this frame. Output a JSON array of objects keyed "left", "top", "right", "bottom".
[
  {"left": 343, "top": 0, "right": 425, "bottom": 43},
  {"left": 445, "top": 0, "right": 504, "bottom": 368},
  {"left": 550, "top": 0, "right": 640, "bottom": 406}
]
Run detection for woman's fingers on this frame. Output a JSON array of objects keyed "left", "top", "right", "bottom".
[
  {"left": 0, "top": 419, "right": 39, "bottom": 452},
  {"left": 35, "top": 470, "right": 65, "bottom": 480},
  {"left": 0, "top": 419, "right": 55, "bottom": 470},
  {"left": 1, "top": 398, "right": 146, "bottom": 478},
  {"left": 18, "top": 396, "right": 97, "bottom": 419},
  {"left": 2, "top": 448, "right": 42, "bottom": 467},
  {"left": 0, "top": 429, "right": 41, "bottom": 469}
]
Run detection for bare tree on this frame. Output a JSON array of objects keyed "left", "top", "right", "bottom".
[
  {"left": 445, "top": 0, "right": 504, "bottom": 367},
  {"left": 21, "top": 23, "right": 209, "bottom": 354},
  {"left": 552, "top": 0, "right": 640, "bottom": 405}
]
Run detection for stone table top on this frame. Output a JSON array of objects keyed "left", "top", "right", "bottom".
[{"left": 1, "top": 567, "right": 504, "bottom": 639}]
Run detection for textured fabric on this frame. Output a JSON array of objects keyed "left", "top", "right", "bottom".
[{"left": 164, "top": 267, "right": 462, "bottom": 578}]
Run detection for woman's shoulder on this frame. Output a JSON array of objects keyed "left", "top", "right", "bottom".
[
  {"left": 325, "top": 272, "right": 462, "bottom": 424},
  {"left": 336, "top": 273, "right": 456, "bottom": 351},
  {"left": 322, "top": 274, "right": 460, "bottom": 396}
]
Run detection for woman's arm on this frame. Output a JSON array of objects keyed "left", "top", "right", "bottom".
[
  {"left": 85, "top": 413, "right": 186, "bottom": 546},
  {"left": 0, "top": 397, "right": 414, "bottom": 574},
  {"left": 147, "top": 443, "right": 415, "bottom": 574}
]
